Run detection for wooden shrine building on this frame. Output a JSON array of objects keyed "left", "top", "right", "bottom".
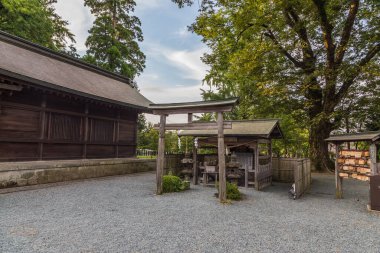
[
  {"left": 178, "top": 119, "right": 283, "bottom": 190},
  {"left": 0, "top": 31, "right": 151, "bottom": 161}
]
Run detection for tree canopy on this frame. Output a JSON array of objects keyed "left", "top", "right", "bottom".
[
  {"left": 172, "top": 0, "right": 380, "bottom": 170},
  {"left": 0, "top": 0, "right": 76, "bottom": 53},
  {"left": 84, "top": 0, "right": 145, "bottom": 79}
]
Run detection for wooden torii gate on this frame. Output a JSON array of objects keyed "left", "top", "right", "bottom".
[{"left": 150, "top": 98, "right": 238, "bottom": 202}]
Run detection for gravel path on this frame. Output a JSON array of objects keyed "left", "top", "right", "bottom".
[{"left": 1, "top": 172, "right": 379, "bottom": 253}]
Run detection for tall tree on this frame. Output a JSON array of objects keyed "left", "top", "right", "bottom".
[
  {"left": 84, "top": 0, "right": 145, "bottom": 79},
  {"left": 0, "top": 0, "right": 76, "bottom": 53},
  {"left": 173, "top": 0, "right": 380, "bottom": 170}
]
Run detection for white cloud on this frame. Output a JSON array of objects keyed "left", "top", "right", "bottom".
[
  {"left": 54, "top": 0, "right": 94, "bottom": 53},
  {"left": 143, "top": 43, "right": 209, "bottom": 81},
  {"left": 140, "top": 83, "right": 203, "bottom": 104},
  {"left": 175, "top": 26, "right": 191, "bottom": 38},
  {"left": 138, "top": 78, "right": 207, "bottom": 124},
  {"left": 135, "top": 43, "right": 210, "bottom": 123},
  {"left": 135, "top": 0, "right": 161, "bottom": 10},
  {"left": 166, "top": 48, "right": 208, "bottom": 80}
]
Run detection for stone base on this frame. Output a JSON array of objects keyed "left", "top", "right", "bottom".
[
  {"left": 367, "top": 204, "right": 380, "bottom": 214},
  {"left": 0, "top": 158, "right": 156, "bottom": 189}
]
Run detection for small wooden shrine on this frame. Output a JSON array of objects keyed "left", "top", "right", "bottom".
[
  {"left": 326, "top": 131, "right": 380, "bottom": 198},
  {"left": 179, "top": 119, "right": 283, "bottom": 191}
]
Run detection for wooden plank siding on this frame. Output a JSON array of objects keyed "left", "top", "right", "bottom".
[{"left": 0, "top": 88, "right": 139, "bottom": 161}]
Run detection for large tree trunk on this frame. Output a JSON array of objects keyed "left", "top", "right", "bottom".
[
  {"left": 309, "top": 119, "right": 335, "bottom": 171},
  {"left": 305, "top": 76, "right": 335, "bottom": 172}
]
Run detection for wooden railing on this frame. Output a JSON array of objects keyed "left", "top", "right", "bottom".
[{"left": 256, "top": 163, "right": 272, "bottom": 190}]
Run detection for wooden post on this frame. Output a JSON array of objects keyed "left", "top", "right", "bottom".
[
  {"left": 269, "top": 139, "right": 273, "bottom": 185},
  {"left": 187, "top": 113, "right": 193, "bottom": 123},
  {"left": 0, "top": 93, "right": 2, "bottom": 115},
  {"left": 217, "top": 112, "right": 226, "bottom": 202},
  {"left": 370, "top": 143, "right": 378, "bottom": 175},
  {"left": 156, "top": 114, "right": 166, "bottom": 195},
  {"left": 254, "top": 143, "right": 259, "bottom": 191},
  {"left": 192, "top": 145, "right": 198, "bottom": 185},
  {"left": 115, "top": 111, "right": 120, "bottom": 158},
  {"left": 83, "top": 103, "right": 89, "bottom": 159},
  {"left": 335, "top": 143, "right": 343, "bottom": 199},
  {"left": 39, "top": 94, "right": 47, "bottom": 160},
  {"left": 308, "top": 159, "right": 312, "bottom": 192}
]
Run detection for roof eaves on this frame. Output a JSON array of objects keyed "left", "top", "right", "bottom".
[
  {"left": 325, "top": 131, "right": 380, "bottom": 142},
  {"left": 0, "top": 31, "right": 135, "bottom": 88},
  {"left": 372, "top": 134, "right": 380, "bottom": 142},
  {"left": 0, "top": 68, "right": 150, "bottom": 111},
  {"left": 265, "top": 120, "right": 282, "bottom": 139}
]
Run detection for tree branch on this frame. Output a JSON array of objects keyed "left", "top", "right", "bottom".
[
  {"left": 236, "top": 22, "right": 255, "bottom": 43},
  {"left": 283, "top": 5, "right": 316, "bottom": 70},
  {"left": 312, "top": 0, "right": 335, "bottom": 67},
  {"left": 335, "top": 43, "right": 380, "bottom": 101},
  {"left": 263, "top": 27, "right": 304, "bottom": 68},
  {"left": 335, "top": 0, "right": 359, "bottom": 65}
]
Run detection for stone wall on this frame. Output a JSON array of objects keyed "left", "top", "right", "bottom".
[{"left": 0, "top": 158, "right": 156, "bottom": 189}]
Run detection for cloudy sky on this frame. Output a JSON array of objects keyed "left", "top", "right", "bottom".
[{"left": 54, "top": 0, "right": 209, "bottom": 124}]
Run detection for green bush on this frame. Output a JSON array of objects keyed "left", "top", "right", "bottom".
[
  {"left": 216, "top": 182, "right": 242, "bottom": 200},
  {"left": 226, "top": 182, "right": 242, "bottom": 200},
  {"left": 182, "top": 180, "right": 190, "bottom": 190},
  {"left": 162, "top": 172, "right": 189, "bottom": 193}
]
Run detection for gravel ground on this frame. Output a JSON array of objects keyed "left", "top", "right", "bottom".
[{"left": 0, "top": 172, "right": 379, "bottom": 253}]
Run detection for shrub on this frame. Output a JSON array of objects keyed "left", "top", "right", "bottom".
[
  {"left": 182, "top": 180, "right": 190, "bottom": 190},
  {"left": 216, "top": 182, "right": 242, "bottom": 200},
  {"left": 162, "top": 172, "right": 189, "bottom": 193},
  {"left": 226, "top": 182, "right": 242, "bottom": 200}
]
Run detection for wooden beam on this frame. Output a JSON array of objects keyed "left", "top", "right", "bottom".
[
  {"left": 153, "top": 122, "right": 232, "bottom": 131},
  {"left": 335, "top": 143, "right": 343, "bottom": 199},
  {"left": 0, "top": 83, "right": 23, "bottom": 91},
  {"left": 156, "top": 114, "right": 166, "bottom": 195},
  {"left": 217, "top": 112, "right": 227, "bottom": 202},
  {"left": 152, "top": 105, "right": 234, "bottom": 115},
  {"left": 258, "top": 139, "right": 271, "bottom": 144}
]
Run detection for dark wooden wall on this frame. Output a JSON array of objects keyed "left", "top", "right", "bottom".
[{"left": 0, "top": 86, "right": 139, "bottom": 161}]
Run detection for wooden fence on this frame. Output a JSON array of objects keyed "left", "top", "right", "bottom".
[
  {"left": 272, "top": 158, "right": 312, "bottom": 198},
  {"left": 272, "top": 158, "right": 297, "bottom": 182},
  {"left": 294, "top": 159, "right": 312, "bottom": 198},
  {"left": 136, "top": 149, "right": 157, "bottom": 157},
  {"left": 164, "top": 154, "right": 312, "bottom": 198}
]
